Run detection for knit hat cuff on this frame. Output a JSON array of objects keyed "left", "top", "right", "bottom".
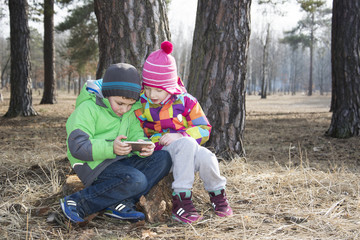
[
  {"left": 142, "top": 81, "right": 182, "bottom": 95},
  {"left": 102, "top": 88, "right": 140, "bottom": 100}
]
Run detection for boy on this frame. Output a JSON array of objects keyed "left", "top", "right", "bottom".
[{"left": 61, "top": 63, "right": 172, "bottom": 223}]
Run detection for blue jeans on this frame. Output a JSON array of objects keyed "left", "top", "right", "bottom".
[{"left": 67, "top": 150, "right": 171, "bottom": 218}]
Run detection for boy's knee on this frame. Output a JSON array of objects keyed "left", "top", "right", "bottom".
[
  {"left": 128, "top": 172, "right": 148, "bottom": 194},
  {"left": 153, "top": 150, "right": 172, "bottom": 169}
]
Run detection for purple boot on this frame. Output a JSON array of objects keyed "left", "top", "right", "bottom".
[
  {"left": 172, "top": 191, "right": 202, "bottom": 223},
  {"left": 209, "top": 189, "right": 233, "bottom": 217}
]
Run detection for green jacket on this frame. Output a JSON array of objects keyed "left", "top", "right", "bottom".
[{"left": 66, "top": 80, "right": 146, "bottom": 187}]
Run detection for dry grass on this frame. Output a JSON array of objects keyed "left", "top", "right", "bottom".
[{"left": 0, "top": 91, "right": 359, "bottom": 239}]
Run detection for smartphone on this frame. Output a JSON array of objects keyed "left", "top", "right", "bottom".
[{"left": 123, "top": 141, "right": 153, "bottom": 151}]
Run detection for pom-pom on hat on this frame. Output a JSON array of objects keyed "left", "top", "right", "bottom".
[
  {"left": 142, "top": 41, "right": 184, "bottom": 95},
  {"left": 102, "top": 63, "right": 142, "bottom": 100}
]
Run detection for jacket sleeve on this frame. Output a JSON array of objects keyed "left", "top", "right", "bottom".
[
  {"left": 134, "top": 108, "right": 146, "bottom": 129},
  {"left": 181, "top": 95, "right": 212, "bottom": 145},
  {"left": 66, "top": 102, "right": 116, "bottom": 162}
]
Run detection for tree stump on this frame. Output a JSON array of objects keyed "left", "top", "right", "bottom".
[
  {"left": 62, "top": 174, "right": 173, "bottom": 223},
  {"left": 137, "top": 174, "right": 173, "bottom": 223},
  {"left": 62, "top": 174, "right": 84, "bottom": 196}
]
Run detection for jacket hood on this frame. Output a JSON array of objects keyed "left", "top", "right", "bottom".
[{"left": 76, "top": 79, "right": 142, "bottom": 115}]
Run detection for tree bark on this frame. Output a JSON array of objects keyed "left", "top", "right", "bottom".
[
  {"left": 94, "top": 0, "right": 171, "bottom": 79},
  {"left": 326, "top": 0, "right": 360, "bottom": 138},
  {"left": 187, "top": 0, "right": 251, "bottom": 158},
  {"left": 40, "top": 0, "right": 56, "bottom": 104},
  {"left": 5, "top": 0, "right": 37, "bottom": 117}
]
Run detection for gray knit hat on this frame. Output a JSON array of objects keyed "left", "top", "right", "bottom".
[{"left": 102, "top": 63, "right": 141, "bottom": 100}]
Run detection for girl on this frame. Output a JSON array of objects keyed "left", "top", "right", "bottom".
[{"left": 135, "top": 41, "right": 233, "bottom": 223}]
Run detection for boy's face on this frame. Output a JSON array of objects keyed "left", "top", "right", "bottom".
[
  {"left": 144, "top": 86, "right": 170, "bottom": 104},
  {"left": 108, "top": 96, "right": 136, "bottom": 117}
]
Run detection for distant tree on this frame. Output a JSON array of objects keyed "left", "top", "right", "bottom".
[
  {"left": 56, "top": 0, "right": 98, "bottom": 94},
  {"left": 187, "top": 0, "right": 251, "bottom": 158},
  {"left": 0, "top": 37, "right": 10, "bottom": 90},
  {"left": 314, "top": 15, "right": 331, "bottom": 95},
  {"left": 280, "top": 34, "right": 306, "bottom": 95},
  {"left": 5, "top": 0, "right": 37, "bottom": 117},
  {"left": 284, "top": 0, "right": 331, "bottom": 96},
  {"left": 40, "top": 0, "right": 56, "bottom": 104},
  {"left": 315, "top": 42, "right": 331, "bottom": 95},
  {"left": 171, "top": 25, "right": 193, "bottom": 86},
  {"left": 247, "top": 32, "right": 263, "bottom": 95},
  {"left": 94, "top": 0, "right": 171, "bottom": 79},
  {"left": 256, "top": 0, "right": 286, "bottom": 98},
  {"left": 249, "top": 0, "right": 287, "bottom": 96},
  {"left": 267, "top": 39, "right": 281, "bottom": 95},
  {"left": 260, "top": 24, "right": 270, "bottom": 99},
  {"left": 29, "top": 27, "right": 44, "bottom": 90},
  {"left": 326, "top": 0, "right": 360, "bottom": 138}
]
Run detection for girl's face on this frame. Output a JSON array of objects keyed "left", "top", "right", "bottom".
[
  {"left": 108, "top": 96, "right": 136, "bottom": 117},
  {"left": 144, "top": 86, "right": 170, "bottom": 104}
]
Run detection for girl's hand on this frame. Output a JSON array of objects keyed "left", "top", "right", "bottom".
[
  {"left": 138, "top": 139, "right": 155, "bottom": 157},
  {"left": 113, "top": 135, "right": 131, "bottom": 155},
  {"left": 159, "top": 133, "right": 183, "bottom": 146}
]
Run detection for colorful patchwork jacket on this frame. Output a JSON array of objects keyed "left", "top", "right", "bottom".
[{"left": 135, "top": 92, "right": 212, "bottom": 150}]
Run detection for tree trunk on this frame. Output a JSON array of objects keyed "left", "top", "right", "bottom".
[
  {"left": 326, "top": 0, "right": 360, "bottom": 138},
  {"left": 41, "top": 0, "right": 56, "bottom": 104},
  {"left": 261, "top": 24, "right": 270, "bottom": 99},
  {"left": 78, "top": 74, "right": 82, "bottom": 95},
  {"left": 290, "top": 49, "right": 296, "bottom": 95},
  {"left": 67, "top": 71, "right": 72, "bottom": 94},
  {"left": 1, "top": 56, "right": 10, "bottom": 89},
  {"left": 94, "top": 0, "right": 171, "bottom": 79},
  {"left": 5, "top": 0, "right": 37, "bottom": 117},
  {"left": 308, "top": 14, "right": 315, "bottom": 96},
  {"left": 187, "top": 0, "right": 251, "bottom": 158}
]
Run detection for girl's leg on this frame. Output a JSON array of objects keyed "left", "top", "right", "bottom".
[
  {"left": 162, "top": 138, "right": 202, "bottom": 223},
  {"left": 193, "top": 146, "right": 232, "bottom": 217},
  {"left": 194, "top": 145, "right": 227, "bottom": 192},
  {"left": 164, "top": 137, "right": 226, "bottom": 192},
  {"left": 162, "top": 137, "right": 198, "bottom": 192}
]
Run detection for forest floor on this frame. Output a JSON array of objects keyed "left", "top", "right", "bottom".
[{"left": 0, "top": 91, "right": 360, "bottom": 240}]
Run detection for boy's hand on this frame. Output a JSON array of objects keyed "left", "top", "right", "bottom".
[
  {"left": 159, "top": 133, "right": 183, "bottom": 146},
  {"left": 137, "top": 139, "right": 155, "bottom": 157},
  {"left": 113, "top": 135, "right": 131, "bottom": 155}
]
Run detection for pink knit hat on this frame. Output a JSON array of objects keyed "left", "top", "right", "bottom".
[{"left": 142, "top": 41, "right": 186, "bottom": 95}]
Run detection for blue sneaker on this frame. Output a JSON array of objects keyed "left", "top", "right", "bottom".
[
  {"left": 104, "top": 202, "right": 145, "bottom": 221},
  {"left": 60, "top": 197, "right": 85, "bottom": 223}
]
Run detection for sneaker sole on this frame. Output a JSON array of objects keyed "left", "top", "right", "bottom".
[
  {"left": 172, "top": 214, "right": 189, "bottom": 224},
  {"left": 215, "top": 211, "right": 234, "bottom": 217},
  {"left": 171, "top": 214, "right": 203, "bottom": 224},
  {"left": 104, "top": 211, "right": 145, "bottom": 221}
]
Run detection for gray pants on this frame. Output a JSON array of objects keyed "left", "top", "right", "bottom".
[{"left": 162, "top": 137, "right": 227, "bottom": 193}]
